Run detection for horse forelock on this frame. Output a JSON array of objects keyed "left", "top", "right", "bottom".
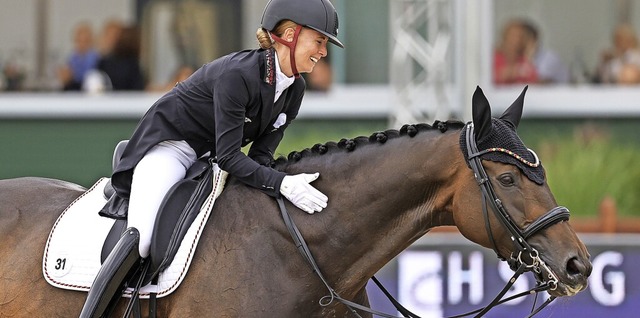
[{"left": 272, "top": 120, "right": 465, "bottom": 171}]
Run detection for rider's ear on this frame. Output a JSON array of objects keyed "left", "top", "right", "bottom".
[
  {"left": 499, "top": 85, "right": 528, "bottom": 130},
  {"left": 472, "top": 86, "right": 492, "bottom": 142}
]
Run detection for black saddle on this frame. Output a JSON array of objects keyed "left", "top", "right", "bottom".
[{"left": 100, "top": 140, "right": 215, "bottom": 282}]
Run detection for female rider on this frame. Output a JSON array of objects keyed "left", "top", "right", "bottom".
[{"left": 80, "top": 0, "right": 344, "bottom": 316}]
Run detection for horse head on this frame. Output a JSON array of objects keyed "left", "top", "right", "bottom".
[{"left": 453, "top": 86, "right": 592, "bottom": 297}]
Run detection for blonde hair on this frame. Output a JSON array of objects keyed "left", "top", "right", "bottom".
[{"left": 256, "top": 20, "right": 298, "bottom": 49}]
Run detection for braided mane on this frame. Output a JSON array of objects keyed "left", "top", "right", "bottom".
[{"left": 272, "top": 120, "right": 465, "bottom": 171}]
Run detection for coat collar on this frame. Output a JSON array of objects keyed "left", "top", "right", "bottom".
[
  {"left": 258, "top": 48, "right": 302, "bottom": 135},
  {"left": 259, "top": 48, "right": 277, "bottom": 135},
  {"left": 263, "top": 48, "right": 276, "bottom": 85}
]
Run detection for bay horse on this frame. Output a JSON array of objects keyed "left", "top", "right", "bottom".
[{"left": 0, "top": 87, "right": 591, "bottom": 317}]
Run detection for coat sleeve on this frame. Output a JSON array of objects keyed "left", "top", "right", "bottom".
[
  {"left": 248, "top": 128, "right": 285, "bottom": 166},
  {"left": 213, "top": 71, "right": 286, "bottom": 196}
]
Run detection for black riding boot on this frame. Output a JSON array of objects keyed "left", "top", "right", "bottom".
[{"left": 79, "top": 228, "right": 141, "bottom": 318}]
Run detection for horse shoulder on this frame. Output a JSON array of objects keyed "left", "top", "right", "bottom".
[
  {"left": 0, "top": 176, "right": 85, "bottom": 237},
  {"left": 0, "top": 177, "right": 87, "bottom": 315}
]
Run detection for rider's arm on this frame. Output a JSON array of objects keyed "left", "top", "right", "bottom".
[{"left": 213, "top": 71, "right": 286, "bottom": 196}]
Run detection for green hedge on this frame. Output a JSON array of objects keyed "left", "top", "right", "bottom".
[{"left": 539, "top": 135, "right": 640, "bottom": 217}]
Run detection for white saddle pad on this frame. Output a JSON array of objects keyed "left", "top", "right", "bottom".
[{"left": 43, "top": 165, "right": 227, "bottom": 298}]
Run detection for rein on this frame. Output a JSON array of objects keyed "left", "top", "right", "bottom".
[
  {"left": 276, "top": 197, "right": 420, "bottom": 318},
  {"left": 275, "top": 123, "right": 571, "bottom": 317}
]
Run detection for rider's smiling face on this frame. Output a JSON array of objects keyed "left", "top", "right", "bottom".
[
  {"left": 293, "top": 27, "right": 328, "bottom": 74},
  {"left": 276, "top": 26, "right": 329, "bottom": 76}
]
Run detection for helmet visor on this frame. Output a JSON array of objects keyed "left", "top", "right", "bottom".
[{"left": 306, "top": 25, "right": 344, "bottom": 48}]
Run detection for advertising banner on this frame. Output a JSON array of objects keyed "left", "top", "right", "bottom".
[{"left": 367, "top": 233, "right": 638, "bottom": 317}]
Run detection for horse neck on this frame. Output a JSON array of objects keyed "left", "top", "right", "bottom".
[{"left": 282, "top": 128, "right": 466, "bottom": 296}]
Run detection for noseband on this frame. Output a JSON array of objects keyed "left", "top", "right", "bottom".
[{"left": 462, "top": 122, "right": 570, "bottom": 317}]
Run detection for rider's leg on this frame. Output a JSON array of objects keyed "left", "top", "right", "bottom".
[
  {"left": 79, "top": 140, "right": 197, "bottom": 317},
  {"left": 128, "top": 140, "right": 197, "bottom": 257}
]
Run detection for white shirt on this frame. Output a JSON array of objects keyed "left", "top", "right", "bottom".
[{"left": 273, "top": 51, "right": 295, "bottom": 102}]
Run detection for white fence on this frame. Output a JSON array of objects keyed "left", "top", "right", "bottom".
[{"left": 1, "top": 84, "right": 640, "bottom": 120}]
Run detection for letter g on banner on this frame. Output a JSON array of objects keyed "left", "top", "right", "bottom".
[{"left": 589, "top": 251, "right": 625, "bottom": 306}]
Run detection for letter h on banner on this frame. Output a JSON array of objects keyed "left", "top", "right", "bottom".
[{"left": 448, "top": 251, "right": 483, "bottom": 305}]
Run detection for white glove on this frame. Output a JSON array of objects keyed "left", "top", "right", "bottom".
[{"left": 280, "top": 173, "right": 328, "bottom": 214}]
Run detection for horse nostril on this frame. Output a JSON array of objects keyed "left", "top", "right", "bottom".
[{"left": 566, "top": 256, "right": 591, "bottom": 278}]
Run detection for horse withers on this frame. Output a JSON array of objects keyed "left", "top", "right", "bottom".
[{"left": 0, "top": 86, "right": 591, "bottom": 317}]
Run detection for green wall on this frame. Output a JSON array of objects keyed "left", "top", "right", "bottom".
[
  {"left": 1, "top": 119, "right": 138, "bottom": 187},
  {"left": 0, "top": 118, "right": 388, "bottom": 188},
  {"left": 2, "top": 117, "right": 639, "bottom": 191}
]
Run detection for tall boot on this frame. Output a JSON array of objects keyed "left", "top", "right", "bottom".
[{"left": 79, "top": 228, "right": 141, "bottom": 318}]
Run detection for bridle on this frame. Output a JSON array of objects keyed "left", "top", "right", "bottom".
[
  {"left": 462, "top": 122, "right": 571, "bottom": 317},
  {"left": 275, "top": 122, "right": 571, "bottom": 318}
]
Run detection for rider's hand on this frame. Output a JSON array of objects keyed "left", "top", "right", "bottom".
[{"left": 280, "top": 173, "right": 328, "bottom": 214}]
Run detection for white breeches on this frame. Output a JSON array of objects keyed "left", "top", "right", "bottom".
[{"left": 128, "top": 140, "right": 197, "bottom": 257}]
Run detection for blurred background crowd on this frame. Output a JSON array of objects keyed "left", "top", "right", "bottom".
[
  {"left": 0, "top": 0, "right": 335, "bottom": 93},
  {"left": 3, "top": 0, "right": 640, "bottom": 93},
  {"left": 494, "top": 18, "right": 640, "bottom": 85}
]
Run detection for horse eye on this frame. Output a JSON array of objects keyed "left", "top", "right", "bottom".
[{"left": 498, "top": 174, "right": 515, "bottom": 186}]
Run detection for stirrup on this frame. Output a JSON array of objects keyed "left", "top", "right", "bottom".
[{"left": 79, "top": 228, "right": 141, "bottom": 318}]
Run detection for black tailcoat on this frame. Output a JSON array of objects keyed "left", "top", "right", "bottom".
[{"left": 111, "top": 48, "right": 304, "bottom": 198}]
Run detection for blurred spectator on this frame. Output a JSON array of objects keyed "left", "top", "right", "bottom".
[
  {"left": 493, "top": 19, "right": 538, "bottom": 85},
  {"left": 146, "top": 64, "right": 195, "bottom": 92},
  {"left": 57, "top": 21, "right": 100, "bottom": 91},
  {"left": 2, "top": 62, "right": 26, "bottom": 91},
  {"left": 616, "top": 63, "right": 640, "bottom": 84},
  {"left": 521, "top": 20, "right": 570, "bottom": 84},
  {"left": 98, "top": 19, "right": 124, "bottom": 57},
  {"left": 595, "top": 24, "right": 640, "bottom": 84},
  {"left": 95, "top": 25, "right": 146, "bottom": 91}
]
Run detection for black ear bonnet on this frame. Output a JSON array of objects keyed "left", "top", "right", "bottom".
[{"left": 460, "top": 118, "right": 545, "bottom": 185}]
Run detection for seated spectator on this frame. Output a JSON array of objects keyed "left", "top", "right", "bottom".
[
  {"left": 595, "top": 23, "right": 640, "bottom": 84},
  {"left": 96, "top": 25, "right": 146, "bottom": 90},
  {"left": 521, "top": 20, "right": 570, "bottom": 84},
  {"left": 493, "top": 19, "right": 538, "bottom": 85},
  {"left": 57, "top": 22, "right": 100, "bottom": 91},
  {"left": 98, "top": 19, "right": 124, "bottom": 57},
  {"left": 616, "top": 63, "right": 640, "bottom": 84}
]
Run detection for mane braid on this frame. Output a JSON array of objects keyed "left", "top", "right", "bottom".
[{"left": 272, "top": 120, "right": 465, "bottom": 170}]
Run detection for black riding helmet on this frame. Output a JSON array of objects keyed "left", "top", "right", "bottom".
[{"left": 261, "top": 0, "right": 344, "bottom": 48}]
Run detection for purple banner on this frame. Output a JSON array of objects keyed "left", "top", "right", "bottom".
[{"left": 366, "top": 233, "right": 638, "bottom": 317}]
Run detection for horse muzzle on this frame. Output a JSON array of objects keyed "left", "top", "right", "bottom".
[{"left": 543, "top": 252, "right": 592, "bottom": 297}]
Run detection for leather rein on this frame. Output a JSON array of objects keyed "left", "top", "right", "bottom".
[{"left": 275, "top": 122, "right": 571, "bottom": 318}]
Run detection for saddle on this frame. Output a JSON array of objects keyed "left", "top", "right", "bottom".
[{"left": 100, "top": 140, "right": 214, "bottom": 283}]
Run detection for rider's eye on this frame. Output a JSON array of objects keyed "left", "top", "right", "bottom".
[{"left": 498, "top": 174, "right": 515, "bottom": 186}]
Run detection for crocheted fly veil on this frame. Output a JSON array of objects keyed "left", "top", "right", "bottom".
[{"left": 460, "top": 86, "right": 545, "bottom": 185}]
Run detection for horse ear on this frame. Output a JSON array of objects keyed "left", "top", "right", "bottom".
[
  {"left": 472, "top": 86, "right": 492, "bottom": 141},
  {"left": 499, "top": 85, "right": 528, "bottom": 129}
]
